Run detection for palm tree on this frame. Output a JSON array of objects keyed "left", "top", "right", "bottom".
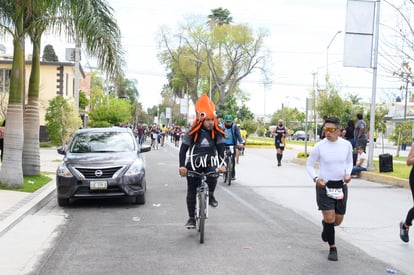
[
  {"left": 0, "top": 0, "right": 125, "bottom": 185},
  {"left": 23, "top": 0, "right": 54, "bottom": 176},
  {"left": 349, "top": 93, "right": 362, "bottom": 105},
  {"left": 22, "top": 0, "right": 124, "bottom": 176},
  {"left": 0, "top": 1, "right": 26, "bottom": 187}
]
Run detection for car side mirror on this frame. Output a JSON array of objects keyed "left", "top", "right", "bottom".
[
  {"left": 139, "top": 146, "right": 151, "bottom": 153},
  {"left": 57, "top": 147, "right": 66, "bottom": 155}
]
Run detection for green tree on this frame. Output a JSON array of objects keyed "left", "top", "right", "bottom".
[
  {"left": 390, "top": 120, "right": 412, "bottom": 157},
  {"left": 79, "top": 90, "right": 89, "bottom": 111},
  {"left": 216, "top": 93, "right": 254, "bottom": 122},
  {"left": 158, "top": 15, "right": 268, "bottom": 106},
  {"left": 207, "top": 8, "right": 233, "bottom": 26},
  {"left": 366, "top": 105, "right": 388, "bottom": 136},
  {"left": 349, "top": 93, "right": 362, "bottom": 105},
  {"left": 89, "top": 72, "right": 106, "bottom": 111},
  {"left": 242, "top": 119, "right": 257, "bottom": 136},
  {"left": 270, "top": 107, "right": 305, "bottom": 131},
  {"left": 88, "top": 97, "right": 132, "bottom": 127},
  {"left": 316, "top": 81, "right": 353, "bottom": 126},
  {"left": 45, "top": 96, "right": 82, "bottom": 146},
  {"left": 42, "top": 44, "right": 58, "bottom": 61}
]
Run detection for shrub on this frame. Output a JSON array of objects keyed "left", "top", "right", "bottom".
[{"left": 297, "top": 151, "right": 310, "bottom": 158}]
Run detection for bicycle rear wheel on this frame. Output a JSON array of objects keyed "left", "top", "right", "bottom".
[{"left": 198, "top": 192, "right": 206, "bottom": 243}]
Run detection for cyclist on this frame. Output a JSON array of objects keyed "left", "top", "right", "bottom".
[
  {"left": 179, "top": 93, "right": 226, "bottom": 229},
  {"left": 222, "top": 115, "right": 244, "bottom": 180}
]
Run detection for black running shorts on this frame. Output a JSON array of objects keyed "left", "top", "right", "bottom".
[{"left": 316, "top": 183, "right": 348, "bottom": 215}]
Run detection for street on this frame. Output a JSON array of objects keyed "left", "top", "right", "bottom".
[{"left": 0, "top": 141, "right": 413, "bottom": 274}]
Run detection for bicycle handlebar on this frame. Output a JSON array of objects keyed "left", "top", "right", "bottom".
[{"left": 187, "top": 170, "right": 219, "bottom": 178}]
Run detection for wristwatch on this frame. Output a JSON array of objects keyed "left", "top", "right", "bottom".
[{"left": 313, "top": 176, "right": 319, "bottom": 183}]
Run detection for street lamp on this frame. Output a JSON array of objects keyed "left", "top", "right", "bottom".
[{"left": 326, "top": 30, "right": 342, "bottom": 84}]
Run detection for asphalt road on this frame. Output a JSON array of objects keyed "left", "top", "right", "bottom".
[{"left": 13, "top": 141, "right": 407, "bottom": 275}]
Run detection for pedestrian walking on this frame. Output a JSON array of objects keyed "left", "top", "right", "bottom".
[
  {"left": 399, "top": 143, "right": 414, "bottom": 243},
  {"left": 306, "top": 116, "right": 353, "bottom": 261},
  {"left": 354, "top": 113, "right": 367, "bottom": 152}
]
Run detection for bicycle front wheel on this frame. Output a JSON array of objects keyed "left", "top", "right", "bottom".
[
  {"left": 198, "top": 192, "right": 206, "bottom": 244},
  {"left": 227, "top": 158, "right": 233, "bottom": 186}
]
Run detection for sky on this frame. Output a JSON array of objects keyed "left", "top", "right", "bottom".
[{"left": 0, "top": 0, "right": 404, "bottom": 117}]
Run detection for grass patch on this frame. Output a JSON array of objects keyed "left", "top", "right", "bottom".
[
  {"left": 246, "top": 136, "right": 273, "bottom": 146},
  {"left": 0, "top": 174, "right": 52, "bottom": 193},
  {"left": 40, "top": 141, "right": 55, "bottom": 148},
  {"left": 369, "top": 160, "right": 410, "bottom": 179},
  {"left": 247, "top": 136, "right": 316, "bottom": 147}
]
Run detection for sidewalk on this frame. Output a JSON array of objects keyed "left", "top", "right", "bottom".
[{"left": 0, "top": 148, "right": 60, "bottom": 236}]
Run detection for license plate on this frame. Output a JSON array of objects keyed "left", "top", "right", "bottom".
[{"left": 90, "top": 180, "right": 107, "bottom": 190}]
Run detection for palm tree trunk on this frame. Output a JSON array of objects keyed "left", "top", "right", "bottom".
[
  {"left": 1, "top": 104, "right": 24, "bottom": 187},
  {"left": 0, "top": 9, "right": 25, "bottom": 188},
  {"left": 23, "top": 39, "right": 41, "bottom": 176}
]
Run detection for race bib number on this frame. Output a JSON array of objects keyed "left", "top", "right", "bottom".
[{"left": 325, "top": 186, "right": 344, "bottom": 200}]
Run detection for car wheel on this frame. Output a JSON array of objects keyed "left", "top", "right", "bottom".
[
  {"left": 58, "top": 197, "right": 70, "bottom": 207},
  {"left": 134, "top": 193, "right": 145, "bottom": 205},
  {"left": 133, "top": 178, "right": 146, "bottom": 205}
]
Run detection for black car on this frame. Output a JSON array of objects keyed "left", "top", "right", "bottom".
[{"left": 56, "top": 127, "right": 151, "bottom": 206}]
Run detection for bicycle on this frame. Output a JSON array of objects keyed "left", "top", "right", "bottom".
[
  {"left": 187, "top": 170, "right": 218, "bottom": 244},
  {"left": 223, "top": 145, "right": 235, "bottom": 186}
]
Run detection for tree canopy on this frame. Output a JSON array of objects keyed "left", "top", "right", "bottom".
[{"left": 158, "top": 9, "right": 269, "bottom": 108}]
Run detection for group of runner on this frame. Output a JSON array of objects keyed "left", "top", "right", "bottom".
[{"left": 133, "top": 123, "right": 186, "bottom": 149}]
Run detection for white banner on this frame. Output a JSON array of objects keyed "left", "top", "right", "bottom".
[{"left": 343, "top": 0, "right": 375, "bottom": 68}]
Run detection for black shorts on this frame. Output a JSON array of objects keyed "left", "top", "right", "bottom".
[
  {"left": 275, "top": 140, "right": 285, "bottom": 150},
  {"left": 316, "top": 182, "right": 348, "bottom": 215}
]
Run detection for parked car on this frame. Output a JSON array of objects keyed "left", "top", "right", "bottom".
[
  {"left": 56, "top": 127, "right": 151, "bottom": 206},
  {"left": 292, "top": 130, "right": 308, "bottom": 141}
]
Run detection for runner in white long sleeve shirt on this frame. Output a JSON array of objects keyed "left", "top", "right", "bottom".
[{"left": 306, "top": 116, "right": 353, "bottom": 261}]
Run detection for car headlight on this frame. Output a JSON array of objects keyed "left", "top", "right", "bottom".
[
  {"left": 57, "top": 162, "right": 73, "bottom": 178},
  {"left": 125, "top": 160, "right": 144, "bottom": 176}
]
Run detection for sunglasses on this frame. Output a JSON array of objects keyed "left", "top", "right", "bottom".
[{"left": 323, "top": 127, "right": 337, "bottom": 133}]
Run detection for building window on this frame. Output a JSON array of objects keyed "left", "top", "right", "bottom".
[{"left": 0, "top": 69, "right": 11, "bottom": 93}]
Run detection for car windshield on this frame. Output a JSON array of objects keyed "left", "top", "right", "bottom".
[{"left": 70, "top": 132, "right": 136, "bottom": 153}]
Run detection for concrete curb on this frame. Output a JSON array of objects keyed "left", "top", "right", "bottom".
[
  {"left": 0, "top": 180, "right": 56, "bottom": 237},
  {"left": 291, "top": 157, "right": 409, "bottom": 188}
]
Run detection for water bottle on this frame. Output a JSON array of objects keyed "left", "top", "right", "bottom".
[{"left": 386, "top": 268, "right": 397, "bottom": 274}]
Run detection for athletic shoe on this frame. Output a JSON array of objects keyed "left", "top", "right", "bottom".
[
  {"left": 185, "top": 218, "right": 196, "bottom": 229},
  {"left": 209, "top": 195, "right": 218, "bottom": 207},
  {"left": 328, "top": 247, "right": 338, "bottom": 261},
  {"left": 277, "top": 162, "right": 281, "bottom": 166},
  {"left": 400, "top": 222, "right": 409, "bottom": 243}
]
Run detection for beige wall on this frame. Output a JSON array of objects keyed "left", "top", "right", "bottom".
[{"left": 0, "top": 61, "right": 87, "bottom": 125}]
